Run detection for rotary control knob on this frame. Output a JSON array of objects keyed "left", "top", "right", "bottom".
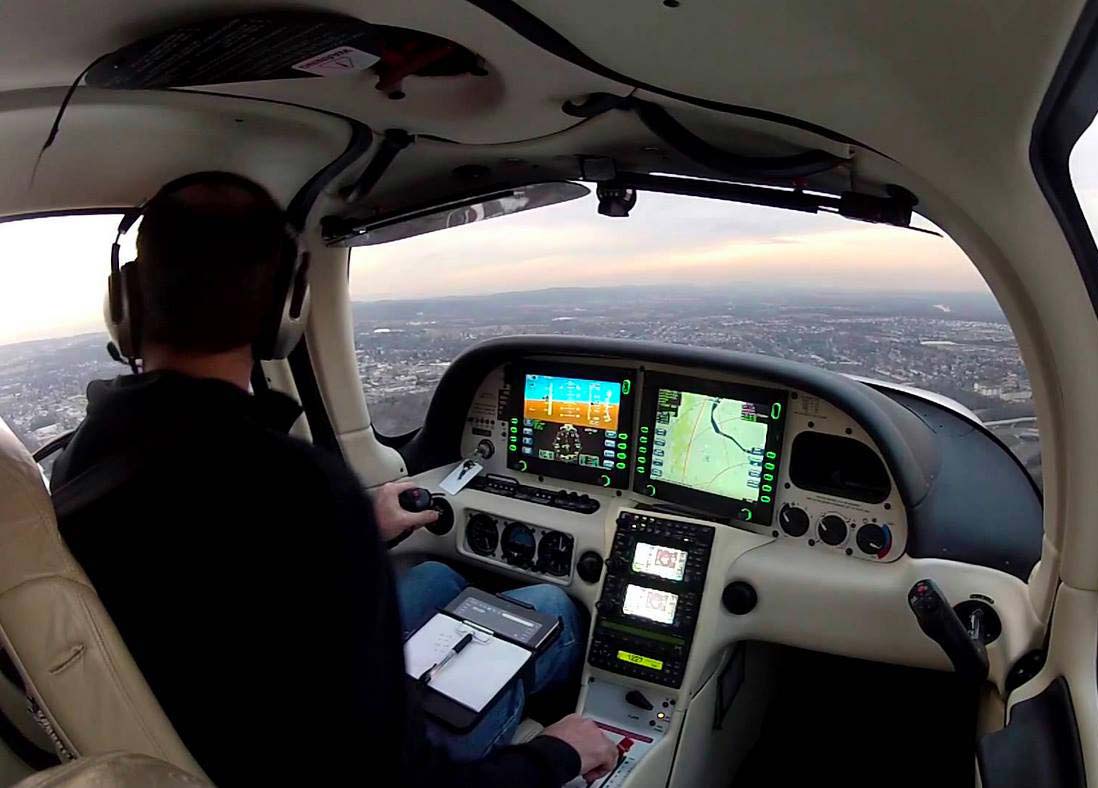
[
  {"left": 501, "top": 522, "right": 537, "bottom": 566},
  {"left": 466, "top": 513, "right": 499, "bottom": 556},
  {"left": 856, "top": 523, "right": 889, "bottom": 556},
  {"left": 778, "top": 505, "right": 810, "bottom": 537},
  {"left": 817, "top": 514, "right": 848, "bottom": 546}
]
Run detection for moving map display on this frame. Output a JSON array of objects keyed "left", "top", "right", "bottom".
[
  {"left": 635, "top": 374, "right": 787, "bottom": 524},
  {"left": 506, "top": 364, "right": 635, "bottom": 488},
  {"left": 651, "top": 390, "right": 768, "bottom": 501}
]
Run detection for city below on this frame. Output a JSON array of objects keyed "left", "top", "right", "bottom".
[{"left": 0, "top": 285, "right": 1041, "bottom": 486}]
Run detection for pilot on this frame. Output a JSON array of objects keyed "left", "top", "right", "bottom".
[{"left": 49, "top": 172, "right": 617, "bottom": 787}]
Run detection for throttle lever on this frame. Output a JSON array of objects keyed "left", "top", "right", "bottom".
[{"left": 907, "top": 578, "right": 989, "bottom": 683}]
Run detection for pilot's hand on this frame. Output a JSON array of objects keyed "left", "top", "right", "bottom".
[
  {"left": 541, "top": 714, "right": 619, "bottom": 782},
  {"left": 372, "top": 480, "right": 439, "bottom": 541}
]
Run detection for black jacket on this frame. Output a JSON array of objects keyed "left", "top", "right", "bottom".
[{"left": 51, "top": 371, "right": 579, "bottom": 787}]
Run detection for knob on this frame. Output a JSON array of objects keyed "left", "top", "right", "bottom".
[
  {"left": 476, "top": 439, "right": 495, "bottom": 459},
  {"left": 426, "top": 496, "right": 454, "bottom": 536},
  {"left": 466, "top": 513, "right": 499, "bottom": 556},
  {"left": 501, "top": 522, "right": 536, "bottom": 566},
  {"left": 397, "top": 486, "right": 433, "bottom": 512},
  {"left": 577, "top": 552, "right": 603, "bottom": 583},
  {"left": 778, "top": 505, "right": 810, "bottom": 537},
  {"left": 817, "top": 514, "right": 848, "bottom": 546},
  {"left": 722, "top": 581, "right": 758, "bottom": 615},
  {"left": 606, "top": 555, "right": 629, "bottom": 574},
  {"left": 855, "top": 523, "right": 888, "bottom": 555}
]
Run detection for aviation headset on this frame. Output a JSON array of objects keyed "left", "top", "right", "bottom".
[{"left": 106, "top": 172, "right": 311, "bottom": 365}]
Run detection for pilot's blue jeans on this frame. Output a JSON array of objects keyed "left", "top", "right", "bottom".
[{"left": 396, "top": 561, "right": 584, "bottom": 760}]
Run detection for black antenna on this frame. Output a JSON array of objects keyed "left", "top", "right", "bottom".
[{"left": 28, "top": 54, "right": 109, "bottom": 188}]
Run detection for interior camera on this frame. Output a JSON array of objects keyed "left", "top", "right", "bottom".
[{"left": 597, "top": 183, "right": 637, "bottom": 217}]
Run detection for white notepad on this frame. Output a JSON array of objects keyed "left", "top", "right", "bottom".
[{"left": 404, "top": 613, "right": 531, "bottom": 712}]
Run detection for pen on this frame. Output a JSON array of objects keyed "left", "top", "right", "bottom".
[{"left": 419, "top": 633, "right": 474, "bottom": 685}]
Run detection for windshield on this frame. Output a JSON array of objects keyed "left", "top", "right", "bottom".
[{"left": 349, "top": 192, "right": 1041, "bottom": 486}]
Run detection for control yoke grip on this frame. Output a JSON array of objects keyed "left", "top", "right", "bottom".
[{"left": 908, "top": 578, "right": 989, "bottom": 684}]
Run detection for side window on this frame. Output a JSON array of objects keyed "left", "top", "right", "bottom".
[
  {"left": 0, "top": 214, "right": 131, "bottom": 477},
  {"left": 348, "top": 192, "right": 1040, "bottom": 488},
  {"left": 1071, "top": 117, "right": 1098, "bottom": 253}
]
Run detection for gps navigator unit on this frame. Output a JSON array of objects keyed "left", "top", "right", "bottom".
[
  {"left": 634, "top": 373, "right": 787, "bottom": 524},
  {"left": 504, "top": 362, "right": 636, "bottom": 488}
]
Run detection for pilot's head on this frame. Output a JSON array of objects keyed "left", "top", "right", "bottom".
[{"left": 135, "top": 171, "right": 290, "bottom": 360}]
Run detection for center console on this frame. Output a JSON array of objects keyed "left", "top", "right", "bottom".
[{"left": 588, "top": 511, "right": 715, "bottom": 688}]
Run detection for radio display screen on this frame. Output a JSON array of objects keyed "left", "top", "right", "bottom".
[
  {"left": 631, "top": 542, "right": 688, "bottom": 582},
  {"left": 622, "top": 583, "right": 678, "bottom": 625},
  {"left": 617, "top": 650, "right": 664, "bottom": 671},
  {"left": 635, "top": 373, "right": 787, "bottom": 525},
  {"left": 506, "top": 363, "right": 636, "bottom": 489}
]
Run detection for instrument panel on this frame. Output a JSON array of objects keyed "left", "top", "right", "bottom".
[
  {"left": 405, "top": 338, "right": 1042, "bottom": 718},
  {"left": 463, "top": 357, "right": 908, "bottom": 563}
]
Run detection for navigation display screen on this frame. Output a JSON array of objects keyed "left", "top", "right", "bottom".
[
  {"left": 631, "top": 542, "right": 688, "bottom": 582},
  {"left": 505, "top": 363, "right": 636, "bottom": 489},
  {"left": 622, "top": 584, "right": 679, "bottom": 625},
  {"left": 635, "top": 374, "right": 787, "bottom": 525}
]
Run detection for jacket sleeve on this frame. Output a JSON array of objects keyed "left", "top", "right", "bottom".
[{"left": 310, "top": 452, "right": 582, "bottom": 788}]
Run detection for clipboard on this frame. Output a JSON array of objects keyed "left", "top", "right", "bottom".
[{"left": 404, "top": 587, "right": 562, "bottom": 731}]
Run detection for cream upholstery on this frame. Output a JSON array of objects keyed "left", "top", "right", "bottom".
[
  {"left": 0, "top": 418, "right": 205, "bottom": 779},
  {"left": 12, "top": 752, "right": 213, "bottom": 788}
]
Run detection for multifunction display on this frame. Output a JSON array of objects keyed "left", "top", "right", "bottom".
[
  {"left": 635, "top": 373, "right": 788, "bottom": 525},
  {"left": 505, "top": 362, "right": 635, "bottom": 488}
]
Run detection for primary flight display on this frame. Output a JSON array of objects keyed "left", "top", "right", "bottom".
[{"left": 505, "top": 363, "right": 636, "bottom": 488}]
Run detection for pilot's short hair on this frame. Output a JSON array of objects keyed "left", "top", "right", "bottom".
[{"left": 136, "top": 171, "right": 288, "bottom": 355}]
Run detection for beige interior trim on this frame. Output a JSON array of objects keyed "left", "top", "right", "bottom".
[{"left": 304, "top": 244, "right": 407, "bottom": 485}]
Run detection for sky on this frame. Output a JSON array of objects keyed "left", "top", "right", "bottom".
[{"left": 1, "top": 131, "right": 1097, "bottom": 346}]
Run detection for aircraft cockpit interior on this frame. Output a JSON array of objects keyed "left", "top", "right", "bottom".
[{"left": 0, "top": 2, "right": 1097, "bottom": 787}]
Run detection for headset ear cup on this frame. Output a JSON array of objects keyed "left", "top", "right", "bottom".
[
  {"left": 257, "top": 232, "right": 310, "bottom": 360},
  {"left": 104, "top": 262, "right": 143, "bottom": 361},
  {"left": 124, "top": 262, "right": 144, "bottom": 359}
]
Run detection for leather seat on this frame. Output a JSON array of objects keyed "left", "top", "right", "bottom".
[
  {"left": 0, "top": 417, "right": 204, "bottom": 779},
  {"left": 12, "top": 752, "right": 213, "bottom": 788}
]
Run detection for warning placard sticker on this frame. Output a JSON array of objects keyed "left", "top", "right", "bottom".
[{"left": 292, "top": 46, "right": 379, "bottom": 76}]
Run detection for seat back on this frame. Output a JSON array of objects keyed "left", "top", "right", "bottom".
[
  {"left": 13, "top": 752, "right": 213, "bottom": 788},
  {"left": 0, "top": 418, "right": 204, "bottom": 779}
]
